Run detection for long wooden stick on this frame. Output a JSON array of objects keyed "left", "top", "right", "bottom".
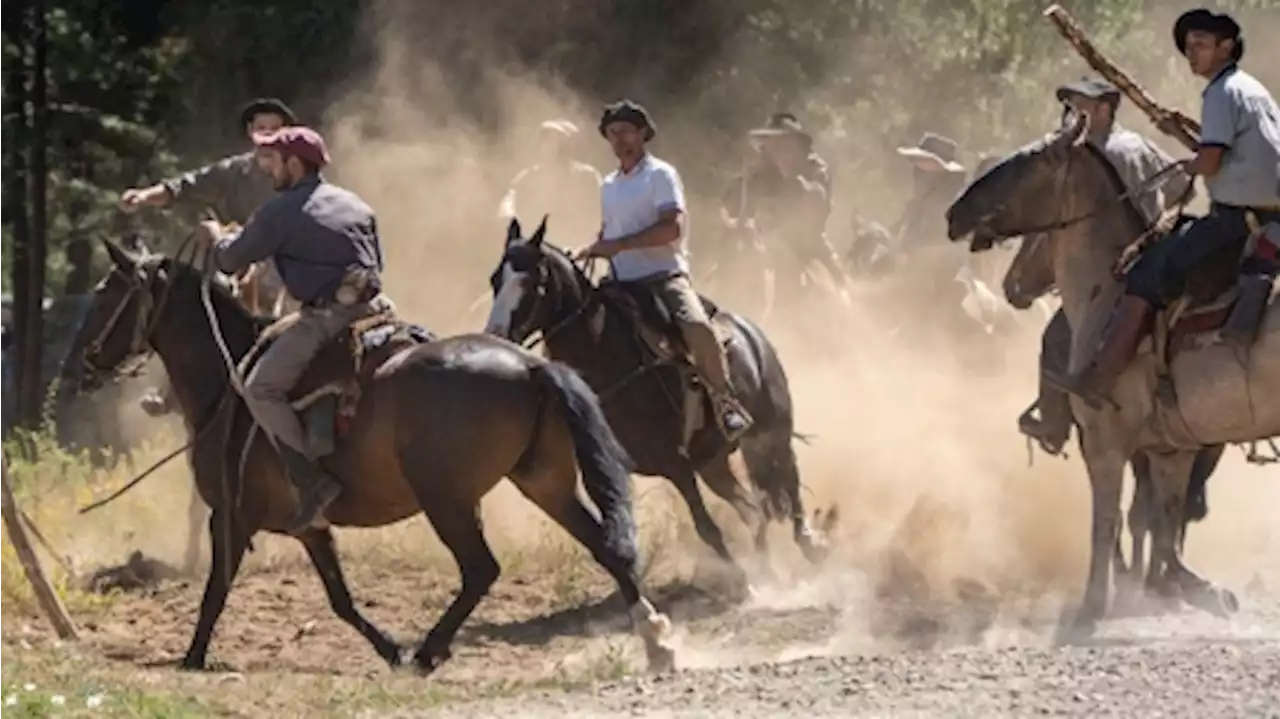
[
  {"left": 1, "top": 456, "right": 78, "bottom": 640},
  {"left": 1043, "top": 4, "right": 1201, "bottom": 152}
]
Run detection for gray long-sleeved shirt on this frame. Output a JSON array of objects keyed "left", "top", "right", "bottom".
[{"left": 212, "top": 175, "right": 384, "bottom": 304}]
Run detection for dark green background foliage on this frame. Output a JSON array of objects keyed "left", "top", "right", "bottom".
[{"left": 3, "top": 0, "right": 1276, "bottom": 428}]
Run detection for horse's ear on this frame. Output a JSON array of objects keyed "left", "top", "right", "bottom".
[
  {"left": 101, "top": 238, "right": 137, "bottom": 272},
  {"left": 1052, "top": 111, "right": 1090, "bottom": 151},
  {"left": 506, "top": 217, "right": 522, "bottom": 245},
  {"left": 530, "top": 215, "right": 548, "bottom": 247}
]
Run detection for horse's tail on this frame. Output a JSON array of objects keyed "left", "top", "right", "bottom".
[{"left": 533, "top": 361, "right": 638, "bottom": 565}]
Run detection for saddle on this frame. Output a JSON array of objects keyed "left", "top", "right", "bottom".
[
  {"left": 239, "top": 308, "right": 436, "bottom": 454},
  {"left": 597, "top": 280, "right": 730, "bottom": 365},
  {"left": 1155, "top": 219, "right": 1279, "bottom": 355}
]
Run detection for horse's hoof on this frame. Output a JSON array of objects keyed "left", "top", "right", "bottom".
[
  {"left": 178, "top": 655, "right": 207, "bottom": 672},
  {"left": 1054, "top": 609, "right": 1098, "bottom": 646},
  {"left": 645, "top": 643, "right": 677, "bottom": 674},
  {"left": 412, "top": 645, "right": 452, "bottom": 676},
  {"left": 1200, "top": 586, "right": 1240, "bottom": 619}
]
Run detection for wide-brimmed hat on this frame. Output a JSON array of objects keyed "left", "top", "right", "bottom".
[
  {"left": 1174, "top": 8, "right": 1242, "bottom": 56},
  {"left": 1056, "top": 77, "right": 1122, "bottom": 106},
  {"left": 598, "top": 100, "right": 656, "bottom": 142},
  {"left": 238, "top": 97, "right": 297, "bottom": 130},
  {"left": 748, "top": 112, "right": 813, "bottom": 148},
  {"left": 896, "top": 132, "right": 964, "bottom": 173}
]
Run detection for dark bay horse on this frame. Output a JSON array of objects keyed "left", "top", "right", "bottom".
[
  {"left": 484, "top": 218, "right": 833, "bottom": 587},
  {"left": 77, "top": 239, "right": 676, "bottom": 673},
  {"left": 1002, "top": 233, "right": 1226, "bottom": 608}
]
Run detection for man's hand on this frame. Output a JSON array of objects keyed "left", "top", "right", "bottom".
[
  {"left": 573, "top": 239, "right": 617, "bottom": 261},
  {"left": 118, "top": 184, "right": 170, "bottom": 214},
  {"left": 196, "top": 220, "right": 225, "bottom": 244}
]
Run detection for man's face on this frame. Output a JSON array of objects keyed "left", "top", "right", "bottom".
[
  {"left": 760, "top": 135, "right": 804, "bottom": 169},
  {"left": 1183, "top": 30, "right": 1233, "bottom": 76},
  {"left": 604, "top": 122, "right": 645, "bottom": 163},
  {"left": 245, "top": 112, "right": 287, "bottom": 141},
  {"left": 255, "top": 148, "right": 295, "bottom": 190}
]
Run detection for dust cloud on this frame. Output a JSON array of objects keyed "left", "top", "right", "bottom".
[{"left": 59, "top": 0, "right": 1280, "bottom": 669}]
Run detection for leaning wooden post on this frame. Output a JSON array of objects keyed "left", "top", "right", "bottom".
[
  {"left": 1, "top": 455, "right": 78, "bottom": 640},
  {"left": 1043, "top": 4, "right": 1201, "bottom": 153}
]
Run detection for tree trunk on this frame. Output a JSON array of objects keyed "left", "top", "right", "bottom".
[
  {"left": 21, "top": 0, "right": 49, "bottom": 430},
  {"left": 5, "top": 0, "right": 33, "bottom": 437}
]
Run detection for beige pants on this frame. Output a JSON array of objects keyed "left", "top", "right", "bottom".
[
  {"left": 650, "top": 274, "right": 732, "bottom": 394},
  {"left": 243, "top": 303, "right": 369, "bottom": 458}
]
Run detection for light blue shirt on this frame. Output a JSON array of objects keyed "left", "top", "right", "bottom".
[
  {"left": 600, "top": 154, "right": 690, "bottom": 281},
  {"left": 1200, "top": 65, "right": 1280, "bottom": 208}
]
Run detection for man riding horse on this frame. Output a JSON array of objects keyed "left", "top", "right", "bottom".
[
  {"left": 1021, "top": 77, "right": 1195, "bottom": 452},
  {"left": 575, "top": 100, "right": 753, "bottom": 442},
  {"left": 121, "top": 97, "right": 300, "bottom": 415},
  {"left": 499, "top": 119, "right": 603, "bottom": 244},
  {"left": 1056, "top": 9, "right": 1280, "bottom": 408},
  {"left": 718, "top": 112, "right": 842, "bottom": 287},
  {"left": 195, "top": 125, "right": 387, "bottom": 534}
]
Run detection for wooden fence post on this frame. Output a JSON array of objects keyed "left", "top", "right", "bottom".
[{"left": 1, "top": 454, "right": 78, "bottom": 640}]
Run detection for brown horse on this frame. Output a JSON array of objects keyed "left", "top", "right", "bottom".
[
  {"left": 484, "top": 218, "right": 834, "bottom": 589},
  {"left": 1002, "top": 233, "right": 1226, "bottom": 609},
  {"left": 77, "top": 239, "right": 676, "bottom": 673}
]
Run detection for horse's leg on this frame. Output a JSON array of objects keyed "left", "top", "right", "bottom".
[
  {"left": 297, "top": 527, "right": 402, "bottom": 666},
  {"left": 696, "top": 453, "right": 768, "bottom": 559},
  {"left": 740, "top": 432, "right": 829, "bottom": 565},
  {"left": 668, "top": 466, "right": 749, "bottom": 593},
  {"left": 512, "top": 474, "right": 677, "bottom": 672},
  {"left": 411, "top": 500, "right": 500, "bottom": 674},
  {"left": 181, "top": 511, "right": 251, "bottom": 670},
  {"left": 1116, "top": 454, "right": 1151, "bottom": 615},
  {"left": 1148, "top": 452, "right": 1239, "bottom": 619},
  {"left": 1062, "top": 428, "right": 1126, "bottom": 641},
  {"left": 181, "top": 486, "right": 208, "bottom": 577}
]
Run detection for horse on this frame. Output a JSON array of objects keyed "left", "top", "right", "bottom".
[
  {"left": 484, "top": 217, "right": 834, "bottom": 589},
  {"left": 76, "top": 238, "right": 676, "bottom": 673},
  {"left": 1001, "top": 230, "right": 1227, "bottom": 608},
  {"left": 946, "top": 113, "right": 1278, "bottom": 638}
]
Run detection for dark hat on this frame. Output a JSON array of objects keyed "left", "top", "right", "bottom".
[
  {"left": 1056, "top": 77, "right": 1122, "bottom": 105},
  {"left": 598, "top": 100, "right": 656, "bottom": 142},
  {"left": 1174, "top": 8, "right": 1242, "bottom": 56},
  {"left": 239, "top": 97, "right": 297, "bottom": 130},
  {"left": 896, "top": 132, "right": 965, "bottom": 173},
  {"left": 252, "top": 125, "right": 330, "bottom": 169},
  {"left": 748, "top": 112, "right": 813, "bottom": 148}
]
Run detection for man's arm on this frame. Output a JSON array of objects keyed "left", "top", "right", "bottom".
[
  {"left": 159, "top": 152, "right": 256, "bottom": 214},
  {"left": 209, "top": 200, "right": 284, "bottom": 275},
  {"left": 1145, "top": 140, "right": 1197, "bottom": 208},
  {"left": 607, "top": 164, "right": 686, "bottom": 252},
  {"left": 1189, "top": 83, "right": 1238, "bottom": 178}
]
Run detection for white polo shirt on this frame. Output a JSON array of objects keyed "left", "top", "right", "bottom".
[{"left": 600, "top": 153, "right": 689, "bottom": 281}]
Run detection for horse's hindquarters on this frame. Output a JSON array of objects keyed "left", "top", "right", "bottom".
[{"left": 1167, "top": 308, "right": 1280, "bottom": 444}]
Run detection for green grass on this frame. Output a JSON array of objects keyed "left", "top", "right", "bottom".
[{"left": 1, "top": 653, "right": 217, "bottom": 718}]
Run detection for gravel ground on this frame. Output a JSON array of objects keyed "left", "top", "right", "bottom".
[{"left": 422, "top": 599, "right": 1280, "bottom": 719}]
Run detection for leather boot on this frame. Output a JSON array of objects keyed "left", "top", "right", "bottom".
[
  {"left": 1221, "top": 273, "right": 1274, "bottom": 351},
  {"left": 1050, "top": 295, "right": 1153, "bottom": 410},
  {"left": 1017, "top": 390, "right": 1072, "bottom": 456},
  {"left": 277, "top": 445, "right": 342, "bottom": 535}
]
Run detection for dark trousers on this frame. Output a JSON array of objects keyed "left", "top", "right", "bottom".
[{"left": 1125, "top": 204, "right": 1280, "bottom": 307}]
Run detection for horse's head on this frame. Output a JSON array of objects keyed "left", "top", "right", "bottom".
[
  {"left": 79, "top": 239, "right": 223, "bottom": 385},
  {"left": 946, "top": 113, "right": 1092, "bottom": 251},
  {"left": 484, "top": 216, "right": 588, "bottom": 344}
]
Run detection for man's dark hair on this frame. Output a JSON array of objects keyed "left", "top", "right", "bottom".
[{"left": 239, "top": 97, "right": 298, "bottom": 130}]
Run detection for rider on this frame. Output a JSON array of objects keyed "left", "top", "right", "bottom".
[
  {"left": 893, "top": 132, "right": 970, "bottom": 254},
  {"left": 197, "top": 125, "right": 386, "bottom": 534},
  {"left": 1022, "top": 77, "right": 1196, "bottom": 452},
  {"left": 719, "top": 112, "right": 842, "bottom": 282},
  {"left": 499, "top": 119, "right": 603, "bottom": 242},
  {"left": 1056, "top": 9, "right": 1280, "bottom": 408},
  {"left": 577, "top": 99, "right": 753, "bottom": 442},
  {"left": 121, "top": 97, "right": 299, "bottom": 415}
]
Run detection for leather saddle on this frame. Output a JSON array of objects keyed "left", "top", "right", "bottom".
[
  {"left": 596, "top": 280, "right": 729, "bottom": 366},
  {"left": 238, "top": 309, "right": 436, "bottom": 454}
]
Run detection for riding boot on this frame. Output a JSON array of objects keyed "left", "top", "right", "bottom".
[
  {"left": 276, "top": 444, "right": 342, "bottom": 535},
  {"left": 1017, "top": 389, "right": 1072, "bottom": 456},
  {"left": 1050, "top": 295, "right": 1153, "bottom": 410},
  {"left": 1221, "top": 272, "right": 1274, "bottom": 352}
]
